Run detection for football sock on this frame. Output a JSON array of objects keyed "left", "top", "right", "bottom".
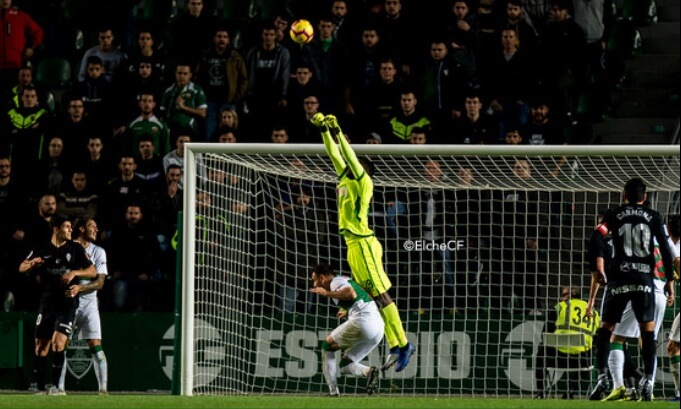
[
  {"left": 90, "top": 345, "right": 108, "bottom": 391},
  {"left": 322, "top": 351, "right": 338, "bottom": 394},
  {"left": 640, "top": 331, "right": 656, "bottom": 379},
  {"left": 341, "top": 362, "right": 370, "bottom": 377},
  {"left": 671, "top": 355, "right": 680, "bottom": 396},
  {"left": 34, "top": 355, "right": 47, "bottom": 391},
  {"left": 58, "top": 357, "right": 67, "bottom": 391},
  {"left": 51, "top": 350, "right": 66, "bottom": 390},
  {"left": 381, "top": 303, "right": 408, "bottom": 348},
  {"left": 608, "top": 343, "right": 625, "bottom": 388},
  {"left": 596, "top": 327, "right": 612, "bottom": 374}
]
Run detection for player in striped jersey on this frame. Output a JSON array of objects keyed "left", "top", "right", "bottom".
[
  {"left": 310, "top": 264, "right": 383, "bottom": 396},
  {"left": 58, "top": 215, "right": 109, "bottom": 394},
  {"left": 312, "top": 113, "right": 415, "bottom": 373}
]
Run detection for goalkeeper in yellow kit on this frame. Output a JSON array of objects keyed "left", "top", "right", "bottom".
[{"left": 311, "top": 113, "right": 415, "bottom": 372}]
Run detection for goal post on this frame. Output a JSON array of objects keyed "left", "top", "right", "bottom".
[{"left": 180, "top": 144, "right": 680, "bottom": 396}]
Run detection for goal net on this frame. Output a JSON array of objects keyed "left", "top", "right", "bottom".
[{"left": 180, "top": 144, "right": 680, "bottom": 397}]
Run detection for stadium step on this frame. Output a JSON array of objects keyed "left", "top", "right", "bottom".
[
  {"left": 627, "top": 54, "right": 680, "bottom": 74},
  {"left": 640, "top": 23, "right": 680, "bottom": 54},
  {"left": 593, "top": 117, "right": 678, "bottom": 135}
]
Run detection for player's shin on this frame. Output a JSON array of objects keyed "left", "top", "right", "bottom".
[
  {"left": 380, "top": 303, "right": 408, "bottom": 348},
  {"left": 322, "top": 350, "right": 338, "bottom": 395},
  {"left": 90, "top": 345, "right": 108, "bottom": 392},
  {"left": 34, "top": 355, "right": 47, "bottom": 391},
  {"left": 340, "top": 361, "right": 370, "bottom": 376},
  {"left": 640, "top": 331, "right": 656, "bottom": 381},
  {"left": 51, "top": 350, "right": 66, "bottom": 389},
  {"left": 671, "top": 355, "right": 680, "bottom": 395},
  {"left": 608, "top": 343, "right": 625, "bottom": 388}
]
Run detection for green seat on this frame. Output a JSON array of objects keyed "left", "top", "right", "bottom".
[
  {"left": 606, "top": 19, "right": 642, "bottom": 58},
  {"left": 35, "top": 58, "right": 72, "bottom": 88}
]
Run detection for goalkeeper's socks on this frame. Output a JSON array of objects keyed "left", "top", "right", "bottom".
[{"left": 381, "top": 303, "right": 408, "bottom": 348}]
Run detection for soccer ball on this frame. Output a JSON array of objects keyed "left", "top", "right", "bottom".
[{"left": 289, "top": 19, "right": 314, "bottom": 44}]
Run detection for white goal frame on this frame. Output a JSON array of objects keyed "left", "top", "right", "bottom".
[{"left": 180, "top": 143, "right": 680, "bottom": 396}]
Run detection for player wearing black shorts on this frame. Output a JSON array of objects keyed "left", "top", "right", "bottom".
[
  {"left": 585, "top": 178, "right": 676, "bottom": 401},
  {"left": 19, "top": 215, "right": 95, "bottom": 394}
]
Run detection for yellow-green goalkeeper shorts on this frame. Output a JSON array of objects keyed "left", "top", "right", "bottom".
[{"left": 345, "top": 235, "right": 392, "bottom": 297}]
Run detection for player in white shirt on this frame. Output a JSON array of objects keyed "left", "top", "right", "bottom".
[
  {"left": 310, "top": 264, "right": 384, "bottom": 396},
  {"left": 602, "top": 215, "right": 680, "bottom": 401},
  {"left": 666, "top": 215, "right": 680, "bottom": 402},
  {"left": 58, "top": 215, "right": 109, "bottom": 394}
]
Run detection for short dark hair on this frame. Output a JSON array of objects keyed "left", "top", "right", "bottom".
[
  {"left": 624, "top": 178, "right": 646, "bottom": 203},
  {"left": 86, "top": 55, "right": 103, "bottom": 66},
  {"left": 50, "top": 215, "right": 67, "bottom": 231},
  {"left": 72, "top": 215, "right": 94, "bottom": 239},
  {"left": 312, "top": 264, "right": 335, "bottom": 276}
]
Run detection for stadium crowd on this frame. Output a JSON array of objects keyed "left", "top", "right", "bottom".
[{"left": 0, "top": 0, "right": 645, "bottom": 313}]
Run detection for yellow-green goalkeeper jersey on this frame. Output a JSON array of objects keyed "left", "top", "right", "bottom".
[{"left": 337, "top": 168, "right": 374, "bottom": 238}]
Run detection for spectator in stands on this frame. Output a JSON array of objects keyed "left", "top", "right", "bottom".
[
  {"left": 218, "top": 108, "right": 239, "bottom": 133},
  {"left": 83, "top": 136, "right": 114, "bottom": 196},
  {"left": 0, "top": 0, "right": 43, "bottom": 96},
  {"left": 536, "top": 286, "right": 599, "bottom": 399},
  {"left": 409, "top": 127, "right": 428, "bottom": 144},
  {"left": 345, "top": 25, "right": 389, "bottom": 122},
  {"left": 523, "top": 98, "right": 566, "bottom": 145},
  {"left": 365, "top": 58, "right": 402, "bottom": 130},
  {"left": 73, "top": 56, "right": 113, "bottom": 125},
  {"left": 407, "top": 160, "right": 456, "bottom": 314},
  {"left": 524, "top": 0, "right": 553, "bottom": 35},
  {"left": 289, "top": 94, "right": 323, "bottom": 143},
  {"left": 501, "top": 0, "right": 539, "bottom": 58},
  {"left": 420, "top": 38, "right": 474, "bottom": 138},
  {"left": 163, "top": 131, "right": 195, "bottom": 189},
  {"left": 160, "top": 63, "right": 207, "bottom": 134},
  {"left": 485, "top": 158, "right": 550, "bottom": 314},
  {"left": 169, "top": 0, "right": 214, "bottom": 68},
  {"left": 149, "top": 164, "right": 183, "bottom": 280},
  {"left": 377, "top": 0, "right": 416, "bottom": 76},
  {"left": 134, "top": 135, "right": 166, "bottom": 191},
  {"left": 450, "top": 91, "right": 498, "bottom": 144},
  {"left": 310, "top": 14, "right": 349, "bottom": 115},
  {"left": 118, "top": 92, "right": 171, "bottom": 160},
  {"left": 108, "top": 203, "right": 160, "bottom": 312},
  {"left": 55, "top": 96, "right": 94, "bottom": 164},
  {"left": 330, "top": 0, "right": 357, "bottom": 47},
  {"left": 196, "top": 27, "right": 248, "bottom": 142},
  {"left": 215, "top": 127, "right": 237, "bottom": 143},
  {"left": 444, "top": 0, "right": 478, "bottom": 52},
  {"left": 274, "top": 186, "right": 328, "bottom": 313},
  {"left": 386, "top": 90, "right": 432, "bottom": 143},
  {"left": 540, "top": 0, "right": 587, "bottom": 119},
  {"left": 365, "top": 132, "right": 382, "bottom": 144},
  {"left": 57, "top": 169, "right": 98, "bottom": 219},
  {"left": 245, "top": 21, "right": 291, "bottom": 138},
  {"left": 125, "top": 29, "right": 167, "bottom": 84},
  {"left": 270, "top": 124, "right": 290, "bottom": 144},
  {"left": 287, "top": 64, "right": 323, "bottom": 119},
  {"left": 36, "top": 135, "right": 68, "bottom": 196},
  {"left": 118, "top": 57, "right": 164, "bottom": 119},
  {"left": 100, "top": 155, "right": 149, "bottom": 240},
  {"left": 6, "top": 66, "right": 47, "bottom": 110},
  {"left": 484, "top": 27, "right": 531, "bottom": 138},
  {"left": 503, "top": 127, "right": 525, "bottom": 145},
  {"left": 2, "top": 85, "right": 52, "bottom": 201},
  {"left": 78, "top": 26, "right": 127, "bottom": 84}
]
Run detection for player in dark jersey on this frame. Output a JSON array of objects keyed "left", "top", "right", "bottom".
[
  {"left": 585, "top": 178, "right": 675, "bottom": 401},
  {"left": 18, "top": 215, "right": 96, "bottom": 395}
]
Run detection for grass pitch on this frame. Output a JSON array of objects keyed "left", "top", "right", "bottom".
[{"left": 0, "top": 394, "right": 675, "bottom": 409}]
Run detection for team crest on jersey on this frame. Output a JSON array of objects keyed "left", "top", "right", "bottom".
[
  {"left": 65, "top": 339, "right": 93, "bottom": 379},
  {"left": 337, "top": 187, "right": 347, "bottom": 197},
  {"left": 66, "top": 253, "right": 71, "bottom": 263}
]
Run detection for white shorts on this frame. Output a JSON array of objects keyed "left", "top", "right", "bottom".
[
  {"left": 73, "top": 305, "right": 102, "bottom": 340},
  {"left": 670, "top": 313, "right": 680, "bottom": 344},
  {"left": 613, "top": 291, "right": 667, "bottom": 339},
  {"left": 329, "top": 310, "right": 384, "bottom": 363}
]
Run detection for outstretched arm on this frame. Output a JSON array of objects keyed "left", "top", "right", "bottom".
[
  {"left": 315, "top": 115, "right": 346, "bottom": 176},
  {"left": 334, "top": 124, "right": 364, "bottom": 180}
]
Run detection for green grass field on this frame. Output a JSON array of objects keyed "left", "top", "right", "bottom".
[{"left": 0, "top": 394, "right": 676, "bottom": 409}]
